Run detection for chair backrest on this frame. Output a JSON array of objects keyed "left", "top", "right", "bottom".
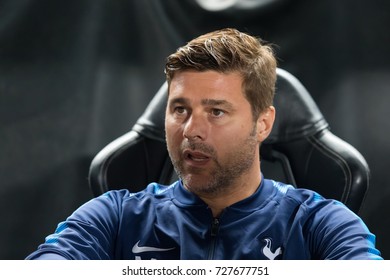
[{"left": 88, "top": 68, "right": 370, "bottom": 214}]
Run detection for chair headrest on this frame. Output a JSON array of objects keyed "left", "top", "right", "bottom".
[
  {"left": 132, "top": 82, "right": 168, "bottom": 142},
  {"left": 132, "top": 68, "right": 329, "bottom": 143},
  {"left": 266, "top": 68, "right": 328, "bottom": 143}
]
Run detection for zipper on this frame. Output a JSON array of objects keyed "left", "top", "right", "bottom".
[{"left": 208, "top": 218, "right": 220, "bottom": 259}]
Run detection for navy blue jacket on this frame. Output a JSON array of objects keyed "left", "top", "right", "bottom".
[{"left": 26, "top": 178, "right": 382, "bottom": 260}]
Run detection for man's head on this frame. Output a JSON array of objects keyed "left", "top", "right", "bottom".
[
  {"left": 164, "top": 28, "right": 277, "bottom": 199},
  {"left": 165, "top": 28, "right": 277, "bottom": 120}
]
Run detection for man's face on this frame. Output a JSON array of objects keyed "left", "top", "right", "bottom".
[{"left": 165, "top": 70, "right": 261, "bottom": 196}]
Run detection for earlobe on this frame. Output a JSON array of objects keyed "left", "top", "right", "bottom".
[{"left": 256, "top": 106, "right": 275, "bottom": 142}]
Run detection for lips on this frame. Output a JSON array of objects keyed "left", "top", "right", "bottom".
[{"left": 183, "top": 149, "right": 211, "bottom": 165}]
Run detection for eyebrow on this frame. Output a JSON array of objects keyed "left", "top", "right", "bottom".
[
  {"left": 201, "top": 99, "right": 234, "bottom": 110},
  {"left": 168, "top": 97, "right": 189, "bottom": 107},
  {"left": 168, "top": 97, "right": 235, "bottom": 111}
]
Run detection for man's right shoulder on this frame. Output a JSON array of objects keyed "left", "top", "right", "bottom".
[{"left": 101, "top": 181, "right": 179, "bottom": 202}]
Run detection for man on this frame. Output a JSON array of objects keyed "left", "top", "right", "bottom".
[{"left": 26, "top": 28, "right": 382, "bottom": 260}]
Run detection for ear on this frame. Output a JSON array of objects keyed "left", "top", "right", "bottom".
[{"left": 256, "top": 106, "right": 275, "bottom": 142}]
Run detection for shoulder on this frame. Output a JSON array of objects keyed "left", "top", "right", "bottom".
[
  {"left": 98, "top": 181, "right": 177, "bottom": 200},
  {"left": 263, "top": 179, "right": 323, "bottom": 208},
  {"left": 265, "top": 179, "right": 340, "bottom": 209},
  {"left": 71, "top": 182, "right": 178, "bottom": 220},
  {"left": 263, "top": 179, "right": 360, "bottom": 227},
  {"left": 265, "top": 180, "right": 382, "bottom": 259}
]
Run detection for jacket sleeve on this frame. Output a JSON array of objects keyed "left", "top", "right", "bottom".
[
  {"left": 306, "top": 198, "right": 383, "bottom": 260},
  {"left": 25, "top": 190, "right": 128, "bottom": 260}
]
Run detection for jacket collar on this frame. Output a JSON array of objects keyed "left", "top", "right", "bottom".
[{"left": 171, "top": 174, "right": 277, "bottom": 213}]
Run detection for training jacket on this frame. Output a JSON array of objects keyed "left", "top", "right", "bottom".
[{"left": 26, "top": 177, "right": 383, "bottom": 260}]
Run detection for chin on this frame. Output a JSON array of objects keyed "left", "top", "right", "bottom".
[{"left": 182, "top": 175, "right": 222, "bottom": 196}]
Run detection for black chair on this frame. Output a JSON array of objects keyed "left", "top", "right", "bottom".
[{"left": 88, "top": 68, "right": 370, "bottom": 214}]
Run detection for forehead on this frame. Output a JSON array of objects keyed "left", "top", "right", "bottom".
[{"left": 168, "top": 70, "right": 246, "bottom": 102}]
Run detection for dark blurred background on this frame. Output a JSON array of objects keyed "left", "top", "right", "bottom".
[{"left": 1, "top": 0, "right": 389, "bottom": 259}]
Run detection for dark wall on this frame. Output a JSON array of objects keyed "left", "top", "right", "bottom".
[{"left": 1, "top": 0, "right": 389, "bottom": 259}]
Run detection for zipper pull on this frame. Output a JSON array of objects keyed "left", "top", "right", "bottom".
[{"left": 211, "top": 218, "right": 220, "bottom": 237}]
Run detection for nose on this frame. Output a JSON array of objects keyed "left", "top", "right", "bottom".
[{"left": 183, "top": 112, "right": 207, "bottom": 141}]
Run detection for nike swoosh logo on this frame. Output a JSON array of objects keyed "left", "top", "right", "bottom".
[{"left": 132, "top": 241, "right": 175, "bottom": 254}]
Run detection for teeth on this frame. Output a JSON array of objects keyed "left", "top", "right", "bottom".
[
  {"left": 189, "top": 154, "right": 207, "bottom": 161},
  {"left": 192, "top": 157, "right": 206, "bottom": 161}
]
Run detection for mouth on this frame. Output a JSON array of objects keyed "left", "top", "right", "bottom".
[{"left": 183, "top": 149, "right": 211, "bottom": 165}]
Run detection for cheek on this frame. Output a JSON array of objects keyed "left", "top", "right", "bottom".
[
  {"left": 213, "top": 131, "right": 240, "bottom": 154},
  {"left": 216, "top": 126, "right": 257, "bottom": 154},
  {"left": 225, "top": 122, "right": 254, "bottom": 141},
  {"left": 165, "top": 122, "right": 183, "bottom": 145}
]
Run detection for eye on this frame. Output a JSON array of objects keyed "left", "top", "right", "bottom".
[
  {"left": 211, "top": 108, "right": 225, "bottom": 117},
  {"left": 173, "top": 106, "right": 187, "bottom": 115}
]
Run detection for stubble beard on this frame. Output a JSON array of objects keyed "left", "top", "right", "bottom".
[{"left": 167, "top": 126, "right": 259, "bottom": 197}]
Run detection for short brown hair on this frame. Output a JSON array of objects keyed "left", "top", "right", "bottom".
[{"left": 165, "top": 28, "right": 277, "bottom": 119}]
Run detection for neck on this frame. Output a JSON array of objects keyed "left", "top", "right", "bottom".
[{"left": 196, "top": 172, "right": 262, "bottom": 218}]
